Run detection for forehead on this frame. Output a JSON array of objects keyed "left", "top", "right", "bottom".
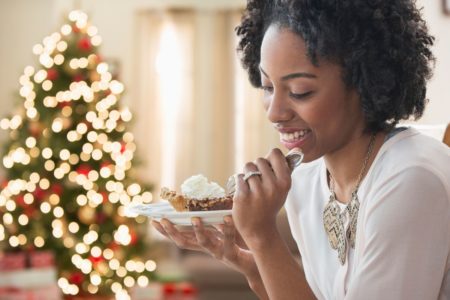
[{"left": 260, "top": 25, "right": 314, "bottom": 75}]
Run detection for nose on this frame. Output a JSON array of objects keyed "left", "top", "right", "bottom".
[{"left": 265, "top": 90, "right": 294, "bottom": 124}]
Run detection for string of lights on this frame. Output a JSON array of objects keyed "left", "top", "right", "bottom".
[{"left": 0, "top": 10, "right": 156, "bottom": 299}]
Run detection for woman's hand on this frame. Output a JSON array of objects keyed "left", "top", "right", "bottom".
[
  {"left": 232, "top": 148, "right": 292, "bottom": 242},
  {"left": 151, "top": 216, "right": 254, "bottom": 274},
  {"left": 152, "top": 217, "right": 269, "bottom": 299}
]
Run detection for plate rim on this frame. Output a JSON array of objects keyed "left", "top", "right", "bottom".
[{"left": 128, "top": 201, "right": 232, "bottom": 225}]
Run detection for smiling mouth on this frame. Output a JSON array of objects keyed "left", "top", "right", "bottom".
[{"left": 280, "top": 129, "right": 311, "bottom": 142}]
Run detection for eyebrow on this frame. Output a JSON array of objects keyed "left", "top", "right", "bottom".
[{"left": 259, "top": 66, "right": 317, "bottom": 81}]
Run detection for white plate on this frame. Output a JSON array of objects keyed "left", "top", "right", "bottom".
[{"left": 126, "top": 202, "right": 232, "bottom": 226}]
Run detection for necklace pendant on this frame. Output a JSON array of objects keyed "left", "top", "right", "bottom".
[
  {"left": 346, "top": 191, "right": 360, "bottom": 249},
  {"left": 323, "top": 193, "right": 347, "bottom": 265},
  {"left": 323, "top": 133, "right": 376, "bottom": 265}
]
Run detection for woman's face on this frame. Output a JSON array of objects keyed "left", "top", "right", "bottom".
[{"left": 260, "top": 24, "right": 366, "bottom": 162}]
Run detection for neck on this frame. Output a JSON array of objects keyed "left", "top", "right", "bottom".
[{"left": 325, "top": 131, "right": 385, "bottom": 203}]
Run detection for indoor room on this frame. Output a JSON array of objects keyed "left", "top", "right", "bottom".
[{"left": 0, "top": 0, "right": 449, "bottom": 299}]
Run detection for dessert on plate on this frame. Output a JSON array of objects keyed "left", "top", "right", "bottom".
[{"left": 160, "top": 174, "right": 233, "bottom": 212}]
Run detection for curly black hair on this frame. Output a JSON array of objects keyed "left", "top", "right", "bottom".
[{"left": 236, "top": 0, "right": 435, "bottom": 132}]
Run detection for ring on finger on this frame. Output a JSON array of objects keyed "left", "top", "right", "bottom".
[{"left": 243, "top": 171, "right": 262, "bottom": 182}]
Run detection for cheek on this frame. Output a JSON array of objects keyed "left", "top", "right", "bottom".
[
  {"left": 307, "top": 90, "right": 352, "bottom": 129},
  {"left": 294, "top": 100, "right": 335, "bottom": 128}
]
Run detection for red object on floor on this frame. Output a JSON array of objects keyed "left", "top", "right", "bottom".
[
  {"left": 0, "top": 284, "right": 61, "bottom": 300},
  {"left": 0, "top": 252, "right": 27, "bottom": 271},
  {"left": 163, "top": 283, "right": 177, "bottom": 296},
  {"left": 29, "top": 250, "right": 55, "bottom": 268}
]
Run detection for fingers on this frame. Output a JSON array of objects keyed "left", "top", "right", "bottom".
[
  {"left": 254, "top": 157, "right": 276, "bottom": 183},
  {"left": 240, "top": 150, "right": 287, "bottom": 192},
  {"left": 192, "top": 217, "right": 223, "bottom": 259},
  {"left": 266, "top": 148, "right": 291, "bottom": 179},
  {"left": 235, "top": 173, "right": 249, "bottom": 197},
  {"left": 235, "top": 162, "right": 262, "bottom": 197},
  {"left": 214, "top": 224, "right": 224, "bottom": 230},
  {"left": 159, "top": 218, "right": 201, "bottom": 251},
  {"left": 243, "top": 162, "right": 262, "bottom": 184},
  {"left": 156, "top": 216, "right": 248, "bottom": 272},
  {"left": 223, "top": 216, "right": 238, "bottom": 261},
  {"left": 152, "top": 220, "right": 169, "bottom": 237}
]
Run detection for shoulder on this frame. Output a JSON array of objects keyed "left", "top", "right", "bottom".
[
  {"left": 383, "top": 128, "right": 449, "bottom": 162},
  {"left": 373, "top": 128, "right": 450, "bottom": 185},
  {"left": 362, "top": 129, "right": 450, "bottom": 225}
]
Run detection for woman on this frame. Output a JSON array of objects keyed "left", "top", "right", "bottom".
[{"left": 153, "top": 0, "right": 450, "bottom": 299}]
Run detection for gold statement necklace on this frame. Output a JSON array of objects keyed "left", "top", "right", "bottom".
[{"left": 323, "top": 133, "right": 376, "bottom": 265}]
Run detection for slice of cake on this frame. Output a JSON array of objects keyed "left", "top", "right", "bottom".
[{"left": 160, "top": 174, "right": 233, "bottom": 212}]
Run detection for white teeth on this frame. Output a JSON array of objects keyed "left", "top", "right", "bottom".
[{"left": 281, "top": 130, "right": 310, "bottom": 142}]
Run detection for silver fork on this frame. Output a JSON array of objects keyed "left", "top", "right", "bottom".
[{"left": 226, "top": 149, "right": 304, "bottom": 196}]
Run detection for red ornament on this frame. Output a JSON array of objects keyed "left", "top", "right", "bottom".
[
  {"left": 100, "top": 162, "right": 111, "bottom": 169},
  {"left": 89, "top": 254, "right": 104, "bottom": 265},
  {"left": 108, "top": 242, "right": 119, "bottom": 251},
  {"left": 1, "top": 180, "right": 8, "bottom": 189},
  {"left": 101, "top": 192, "right": 109, "bottom": 204},
  {"left": 180, "top": 282, "right": 197, "bottom": 295},
  {"left": 15, "top": 194, "right": 26, "bottom": 207},
  {"left": 57, "top": 101, "right": 71, "bottom": 109},
  {"left": 96, "top": 211, "right": 107, "bottom": 224},
  {"left": 78, "top": 37, "right": 92, "bottom": 51},
  {"left": 24, "top": 207, "right": 35, "bottom": 217},
  {"left": 73, "top": 74, "right": 84, "bottom": 82},
  {"left": 129, "top": 230, "right": 137, "bottom": 245},
  {"left": 51, "top": 184, "right": 63, "bottom": 196},
  {"left": 163, "top": 283, "right": 177, "bottom": 296},
  {"left": 72, "top": 24, "right": 80, "bottom": 33},
  {"left": 76, "top": 164, "right": 91, "bottom": 176},
  {"left": 46, "top": 68, "right": 59, "bottom": 81},
  {"left": 33, "top": 187, "right": 45, "bottom": 201},
  {"left": 120, "top": 143, "right": 126, "bottom": 154},
  {"left": 69, "top": 272, "right": 84, "bottom": 285}
]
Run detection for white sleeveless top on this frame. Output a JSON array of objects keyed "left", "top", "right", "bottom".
[{"left": 285, "top": 128, "right": 450, "bottom": 299}]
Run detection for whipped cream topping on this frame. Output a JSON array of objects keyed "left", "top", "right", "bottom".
[{"left": 181, "top": 174, "right": 225, "bottom": 200}]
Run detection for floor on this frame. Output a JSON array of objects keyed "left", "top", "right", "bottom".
[{"left": 199, "top": 289, "right": 259, "bottom": 300}]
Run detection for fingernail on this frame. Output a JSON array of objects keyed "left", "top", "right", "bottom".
[
  {"left": 191, "top": 218, "right": 199, "bottom": 227},
  {"left": 223, "top": 216, "right": 231, "bottom": 224}
]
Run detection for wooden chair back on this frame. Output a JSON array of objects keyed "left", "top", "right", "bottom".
[{"left": 443, "top": 124, "right": 450, "bottom": 147}]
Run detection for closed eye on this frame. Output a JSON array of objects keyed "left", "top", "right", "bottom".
[{"left": 289, "top": 91, "right": 313, "bottom": 100}]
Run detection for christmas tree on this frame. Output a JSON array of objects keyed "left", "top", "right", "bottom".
[{"left": 0, "top": 10, "right": 156, "bottom": 299}]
